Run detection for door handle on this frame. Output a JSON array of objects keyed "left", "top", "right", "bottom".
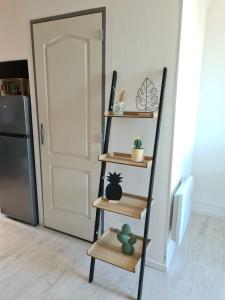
[{"left": 40, "top": 123, "right": 45, "bottom": 145}]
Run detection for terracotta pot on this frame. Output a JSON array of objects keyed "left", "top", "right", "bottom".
[{"left": 131, "top": 148, "right": 144, "bottom": 162}]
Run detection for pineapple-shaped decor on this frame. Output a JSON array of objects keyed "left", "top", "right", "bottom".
[{"left": 105, "top": 172, "right": 123, "bottom": 203}]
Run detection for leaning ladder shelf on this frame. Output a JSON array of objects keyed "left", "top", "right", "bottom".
[
  {"left": 104, "top": 111, "right": 158, "bottom": 118},
  {"left": 99, "top": 152, "right": 152, "bottom": 168},
  {"left": 88, "top": 67, "right": 167, "bottom": 300},
  {"left": 93, "top": 193, "right": 155, "bottom": 219},
  {"left": 88, "top": 228, "right": 151, "bottom": 273}
]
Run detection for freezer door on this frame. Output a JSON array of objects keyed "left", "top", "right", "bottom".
[
  {"left": 0, "top": 136, "right": 38, "bottom": 225},
  {"left": 0, "top": 96, "right": 31, "bottom": 135}
]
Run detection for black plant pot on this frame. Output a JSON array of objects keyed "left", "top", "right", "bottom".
[{"left": 106, "top": 183, "right": 122, "bottom": 201}]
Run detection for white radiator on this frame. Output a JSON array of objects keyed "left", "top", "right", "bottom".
[{"left": 171, "top": 176, "right": 194, "bottom": 246}]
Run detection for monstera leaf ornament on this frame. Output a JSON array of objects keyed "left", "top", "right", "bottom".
[{"left": 136, "top": 77, "right": 159, "bottom": 112}]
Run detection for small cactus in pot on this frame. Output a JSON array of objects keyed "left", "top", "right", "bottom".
[
  {"left": 117, "top": 224, "right": 137, "bottom": 255},
  {"left": 131, "top": 137, "right": 144, "bottom": 162}
]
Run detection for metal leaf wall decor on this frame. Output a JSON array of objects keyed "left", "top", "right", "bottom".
[{"left": 136, "top": 77, "right": 159, "bottom": 112}]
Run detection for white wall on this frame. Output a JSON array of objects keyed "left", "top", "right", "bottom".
[
  {"left": 167, "top": 0, "right": 208, "bottom": 266},
  {"left": 171, "top": 0, "right": 207, "bottom": 192},
  {"left": 0, "top": 0, "right": 181, "bottom": 269},
  {"left": 192, "top": 0, "right": 225, "bottom": 219},
  {"left": 106, "top": 1, "right": 181, "bottom": 270}
]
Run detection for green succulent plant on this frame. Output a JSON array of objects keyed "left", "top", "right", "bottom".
[
  {"left": 117, "top": 224, "right": 137, "bottom": 256},
  {"left": 133, "top": 137, "right": 142, "bottom": 149}
]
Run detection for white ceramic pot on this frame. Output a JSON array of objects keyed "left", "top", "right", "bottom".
[{"left": 131, "top": 148, "right": 144, "bottom": 162}]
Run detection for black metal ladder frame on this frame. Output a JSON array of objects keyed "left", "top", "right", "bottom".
[{"left": 89, "top": 67, "right": 167, "bottom": 300}]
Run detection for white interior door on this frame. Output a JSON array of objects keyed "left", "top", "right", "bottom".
[{"left": 32, "top": 12, "right": 103, "bottom": 241}]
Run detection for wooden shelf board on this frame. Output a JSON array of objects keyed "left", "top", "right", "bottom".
[
  {"left": 99, "top": 152, "right": 152, "bottom": 168},
  {"left": 104, "top": 111, "right": 158, "bottom": 118},
  {"left": 87, "top": 228, "right": 151, "bottom": 273},
  {"left": 93, "top": 193, "right": 148, "bottom": 219}
]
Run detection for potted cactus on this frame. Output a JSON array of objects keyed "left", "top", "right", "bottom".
[
  {"left": 105, "top": 172, "right": 123, "bottom": 203},
  {"left": 131, "top": 137, "right": 144, "bottom": 162},
  {"left": 117, "top": 224, "right": 137, "bottom": 255}
]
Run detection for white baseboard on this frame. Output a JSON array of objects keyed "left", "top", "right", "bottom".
[
  {"left": 144, "top": 240, "right": 176, "bottom": 273},
  {"left": 192, "top": 201, "right": 225, "bottom": 220},
  {"left": 145, "top": 258, "right": 167, "bottom": 272}
]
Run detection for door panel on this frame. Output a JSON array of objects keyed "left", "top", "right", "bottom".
[
  {"left": 45, "top": 35, "right": 89, "bottom": 157},
  {"left": 33, "top": 13, "right": 102, "bottom": 240},
  {"left": 51, "top": 166, "right": 90, "bottom": 217}
]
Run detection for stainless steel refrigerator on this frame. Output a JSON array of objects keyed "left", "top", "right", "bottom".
[{"left": 0, "top": 95, "right": 38, "bottom": 225}]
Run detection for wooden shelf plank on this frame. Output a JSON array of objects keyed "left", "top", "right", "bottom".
[
  {"left": 104, "top": 111, "right": 158, "bottom": 118},
  {"left": 98, "top": 152, "right": 152, "bottom": 168},
  {"left": 87, "top": 228, "right": 151, "bottom": 273},
  {"left": 93, "top": 193, "right": 148, "bottom": 219}
]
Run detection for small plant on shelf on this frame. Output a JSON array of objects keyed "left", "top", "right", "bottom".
[
  {"left": 117, "top": 224, "right": 137, "bottom": 256},
  {"left": 131, "top": 137, "right": 144, "bottom": 162},
  {"left": 105, "top": 172, "right": 123, "bottom": 203}
]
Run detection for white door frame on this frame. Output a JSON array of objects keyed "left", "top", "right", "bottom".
[{"left": 30, "top": 7, "right": 106, "bottom": 229}]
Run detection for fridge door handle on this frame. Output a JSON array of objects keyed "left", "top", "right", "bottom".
[{"left": 40, "top": 123, "right": 45, "bottom": 145}]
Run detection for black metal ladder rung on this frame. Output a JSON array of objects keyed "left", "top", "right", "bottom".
[{"left": 88, "top": 68, "right": 168, "bottom": 300}]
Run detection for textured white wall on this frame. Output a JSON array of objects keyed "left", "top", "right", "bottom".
[
  {"left": 192, "top": 0, "right": 225, "bottom": 219},
  {"left": 167, "top": 0, "right": 207, "bottom": 266},
  {"left": 0, "top": 0, "right": 181, "bottom": 267},
  {"left": 171, "top": 0, "right": 207, "bottom": 192}
]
